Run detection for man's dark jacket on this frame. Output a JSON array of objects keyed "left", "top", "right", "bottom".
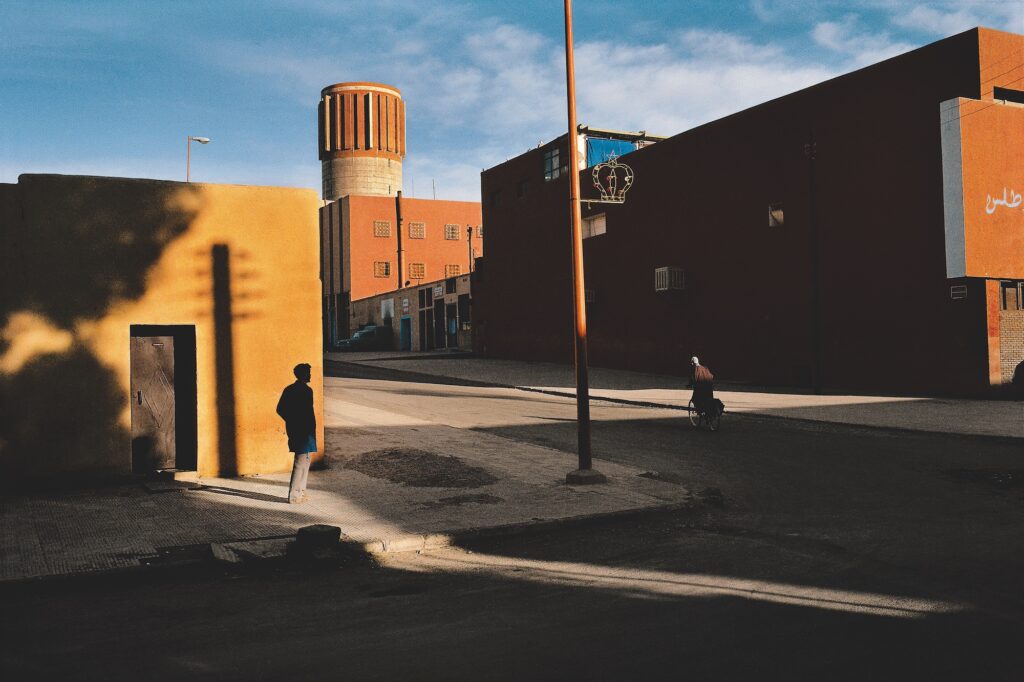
[{"left": 276, "top": 382, "right": 315, "bottom": 452}]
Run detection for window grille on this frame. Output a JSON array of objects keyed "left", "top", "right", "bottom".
[
  {"left": 950, "top": 285, "right": 968, "bottom": 300},
  {"left": 445, "top": 264, "right": 461, "bottom": 278},
  {"left": 409, "top": 222, "right": 425, "bottom": 239},
  {"left": 409, "top": 262, "right": 425, "bottom": 279},
  {"left": 373, "top": 261, "right": 391, "bottom": 278},
  {"left": 654, "top": 267, "right": 685, "bottom": 291},
  {"left": 373, "top": 220, "right": 391, "bottom": 237},
  {"left": 444, "top": 223, "right": 460, "bottom": 240}
]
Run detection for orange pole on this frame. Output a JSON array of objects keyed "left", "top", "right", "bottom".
[{"left": 563, "top": 0, "right": 593, "bottom": 473}]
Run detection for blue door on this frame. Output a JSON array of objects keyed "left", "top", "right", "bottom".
[{"left": 399, "top": 316, "right": 412, "bottom": 351}]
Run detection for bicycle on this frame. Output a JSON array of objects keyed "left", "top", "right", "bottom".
[{"left": 687, "top": 398, "right": 723, "bottom": 431}]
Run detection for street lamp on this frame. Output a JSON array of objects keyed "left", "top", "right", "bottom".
[
  {"left": 563, "top": 0, "right": 605, "bottom": 484},
  {"left": 186, "top": 135, "right": 211, "bottom": 183}
]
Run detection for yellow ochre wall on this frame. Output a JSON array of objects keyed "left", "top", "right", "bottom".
[{"left": 0, "top": 174, "right": 324, "bottom": 482}]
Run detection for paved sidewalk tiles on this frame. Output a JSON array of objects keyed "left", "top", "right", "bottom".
[{"left": 1, "top": 397, "right": 690, "bottom": 582}]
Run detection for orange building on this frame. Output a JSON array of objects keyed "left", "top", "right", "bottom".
[
  {"left": 316, "top": 82, "right": 483, "bottom": 346},
  {"left": 0, "top": 175, "right": 324, "bottom": 484}
]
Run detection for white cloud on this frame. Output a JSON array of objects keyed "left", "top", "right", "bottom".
[
  {"left": 891, "top": 5, "right": 982, "bottom": 36},
  {"left": 812, "top": 15, "right": 915, "bottom": 67}
]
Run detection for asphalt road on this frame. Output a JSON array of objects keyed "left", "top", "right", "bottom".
[{"left": 2, "top": 362, "right": 1023, "bottom": 680}]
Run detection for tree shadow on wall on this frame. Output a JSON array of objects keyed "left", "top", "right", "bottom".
[
  {"left": 0, "top": 345, "right": 129, "bottom": 484},
  {"left": 0, "top": 176, "right": 200, "bottom": 485}
]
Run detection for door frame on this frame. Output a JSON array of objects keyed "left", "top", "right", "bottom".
[{"left": 129, "top": 325, "right": 198, "bottom": 472}]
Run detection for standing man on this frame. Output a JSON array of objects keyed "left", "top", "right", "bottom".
[{"left": 276, "top": 363, "right": 316, "bottom": 504}]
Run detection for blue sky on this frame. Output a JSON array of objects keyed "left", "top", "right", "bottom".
[{"left": 2, "top": 1, "right": 1021, "bottom": 201}]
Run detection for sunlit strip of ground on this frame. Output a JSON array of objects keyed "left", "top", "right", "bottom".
[{"left": 387, "top": 549, "right": 964, "bottom": 620}]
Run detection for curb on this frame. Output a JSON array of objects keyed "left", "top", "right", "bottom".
[{"left": 0, "top": 500, "right": 697, "bottom": 585}]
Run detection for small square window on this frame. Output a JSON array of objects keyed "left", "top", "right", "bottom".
[
  {"left": 582, "top": 214, "right": 606, "bottom": 239},
  {"left": 409, "top": 222, "right": 425, "bottom": 239},
  {"left": 444, "top": 223, "right": 461, "bottom": 240},
  {"left": 373, "top": 261, "right": 391, "bottom": 278},
  {"left": 409, "top": 262, "right": 425, "bottom": 279},
  {"left": 445, "top": 264, "right": 461, "bottom": 278},
  {"left": 768, "top": 203, "right": 784, "bottom": 227},
  {"left": 373, "top": 220, "right": 392, "bottom": 237}
]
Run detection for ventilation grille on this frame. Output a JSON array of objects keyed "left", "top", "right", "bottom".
[{"left": 655, "top": 267, "right": 685, "bottom": 291}]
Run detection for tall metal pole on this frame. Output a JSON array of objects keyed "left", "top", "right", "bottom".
[
  {"left": 186, "top": 135, "right": 191, "bottom": 183},
  {"left": 563, "top": 0, "right": 604, "bottom": 484},
  {"left": 395, "top": 190, "right": 405, "bottom": 290},
  {"left": 467, "top": 225, "right": 474, "bottom": 273}
]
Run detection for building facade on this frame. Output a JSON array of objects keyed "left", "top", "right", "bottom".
[
  {"left": 348, "top": 274, "right": 474, "bottom": 352},
  {"left": 476, "top": 27, "right": 1023, "bottom": 396},
  {"left": 0, "top": 175, "right": 325, "bottom": 484},
  {"left": 316, "top": 81, "right": 483, "bottom": 347}
]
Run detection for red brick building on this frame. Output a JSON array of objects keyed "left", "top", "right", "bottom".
[
  {"left": 476, "top": 28, "right": 1023, "bottom": 396},
  {"left": 316, "top": 82, "right": 483, "bottom": 345}
]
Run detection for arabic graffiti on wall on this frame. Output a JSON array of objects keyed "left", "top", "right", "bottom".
[{"left": 985, "top": 187, "right": 1023, "bottom": 215}]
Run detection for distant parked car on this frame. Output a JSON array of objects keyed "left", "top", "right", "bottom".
[{"left": 336, "top": 325, "right": 391, "bottom": 352}]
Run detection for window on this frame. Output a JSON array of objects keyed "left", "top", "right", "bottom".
[
  {"left": 543, "top": 147, "right": 567, "bottom": 181},
  {"left": 993, "top": 87, "right": 1024, "bottom": 105},
  {"left": 1001, "top": 281, "right": 1023, "bottom": 310},
  {"left": 373, "top": 261, "right": 391, "bottom": 278},
  {"left": 409, "top": 262, "right": 425, "bottom": 280},
  {"left": 444, "top": 223, "right": 461, "bottom": 240},
  {"left": 490, "top": 189, "right": 501, "bottom": 209},
  {"left": 517, "top": 180, "right": 529, "bottom": 198},
  {"left": 476, "top": 225, "right": 484, "bottom": 238},
  {"left": 768, "top": 203, "right": 784, "bottom": 227},
  {"left": 445, "top": 264, "right": 461, "bottom": 278},
  {"left": 582, "top": 213, "right": 606, "bottom": 238},
  {"left": 373, "top": 220, "right": 391, "bottom": 237},
  {"left": 409, "top": 221, "right": 425, "bottom": 239}
]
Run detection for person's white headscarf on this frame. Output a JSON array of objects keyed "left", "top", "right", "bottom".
[{"left": 691, "top": 356, "right": 699, "bottom": 366}]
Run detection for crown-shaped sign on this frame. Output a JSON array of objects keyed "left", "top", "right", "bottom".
[{"left": 590, "top": 154, "right": 634, "bottom": 204}]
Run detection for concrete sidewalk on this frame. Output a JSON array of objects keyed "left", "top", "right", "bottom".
[
  {"left": 327, "top": 353, "right": 1024, "bottom": 440},
  {"left": 0, "top": 377, "right": 691, "bottom": 582}
]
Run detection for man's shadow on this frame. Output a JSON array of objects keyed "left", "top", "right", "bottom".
[{"left": 195, "top": 485, "right": 288, "bottom": 504}]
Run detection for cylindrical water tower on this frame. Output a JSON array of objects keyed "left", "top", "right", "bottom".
[{"left": 318, "top": 82, "right": 405, "bottom": 200}]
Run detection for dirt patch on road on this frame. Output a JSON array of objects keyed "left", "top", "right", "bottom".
[{"left": 342, "top": 448, "right": 499, "bottom": 488}]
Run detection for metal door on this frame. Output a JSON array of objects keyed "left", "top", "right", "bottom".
[
  {"left": 130, "top": 335, "right": 176, "bottom": 471},
  {"left": 446, "top": 303, "right": 458, "bottom": 347},
  {"left": 433, "top": 299, "right": 446, "bottom": 348},
  {"left": 399, "top": 316, "right": 412, "bottom": 351}
]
